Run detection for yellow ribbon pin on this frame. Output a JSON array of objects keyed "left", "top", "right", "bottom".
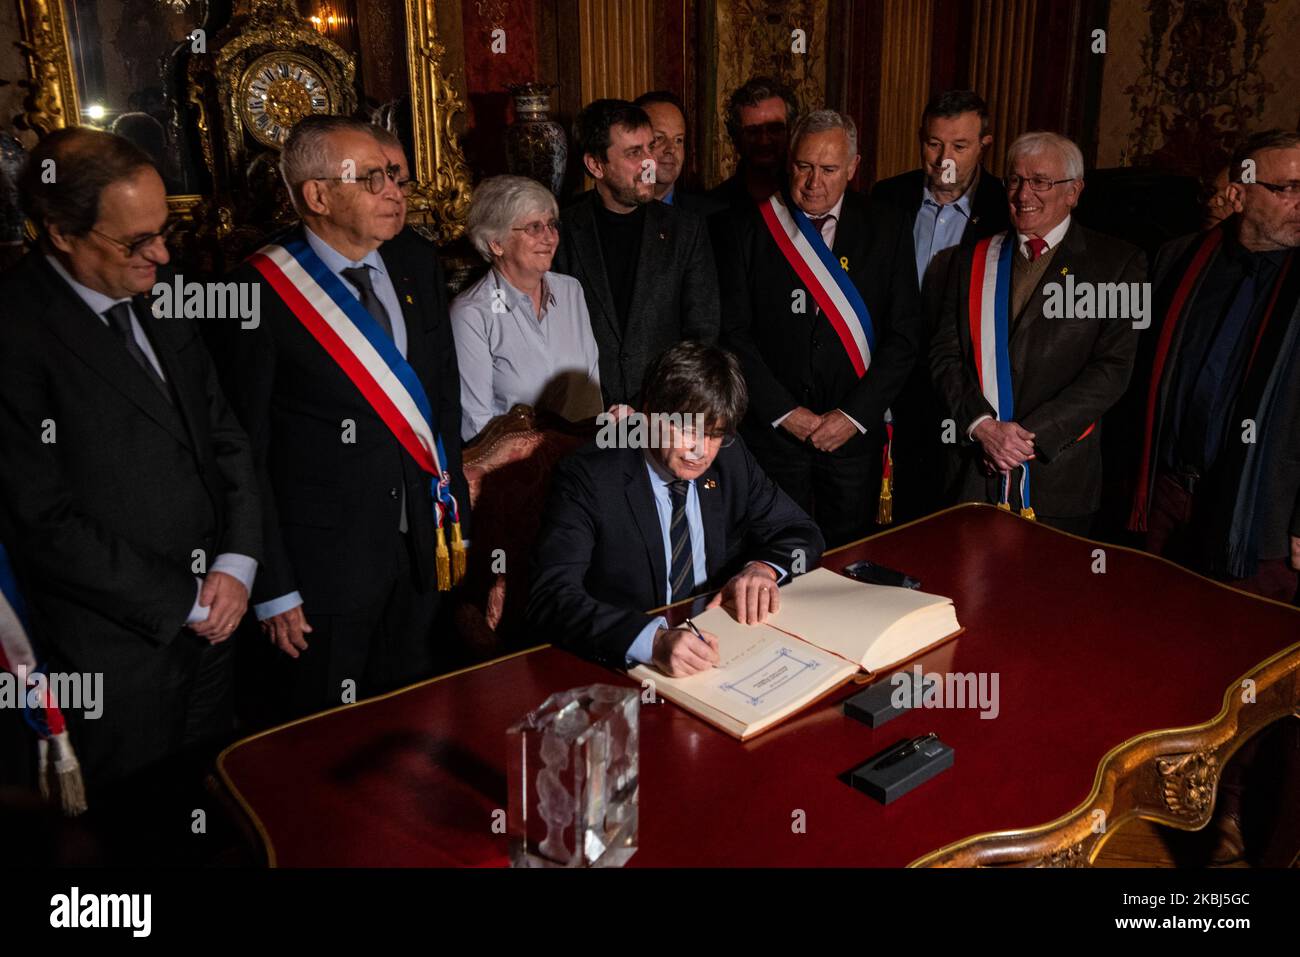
[{"left": 840, "top": 256, "right": 850, "bottom": 271}]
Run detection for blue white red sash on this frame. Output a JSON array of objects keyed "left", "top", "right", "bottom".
[
  {"left": 760, "top": 195, "right": 897, "bottom": 522},
  {"left": 248, "top": 238, "right": 465, "bottom": 587},
  {"left": 759, "top": 194, "right": 876, "bottom": 376},
  {"left": 0, "top": 544, "right": 85, "bottom": 814},
  {"left": 968, "top": 233, "right": 1034, "bottom": 518}
]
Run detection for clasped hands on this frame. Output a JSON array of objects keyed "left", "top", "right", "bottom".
[
  {"left": 972, "top": 418, "right": 1036, "bottom": 474},
  {"left": 187, "top": 571, "right": 248, "bottom": 645},
  {"left": 781, "top": 407, "right": 858, "bottom": 453},
  {"left": 651, "top": 561, "right": 780, "bottom": 677}
]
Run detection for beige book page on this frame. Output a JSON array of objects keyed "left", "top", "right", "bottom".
[
  {"left": 759, "top": 567, "right": 954, "bottom": 666},
  {"left": 633, "top": 603, "right": 857, "bottom": 726}
]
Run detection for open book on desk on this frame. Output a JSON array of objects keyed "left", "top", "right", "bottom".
[{"left": 628, "top": 567, "right": 962, "bottom": 740}]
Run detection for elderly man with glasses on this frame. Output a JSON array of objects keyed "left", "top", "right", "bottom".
[
  {"left": 528, "top": 342, "right": 824, "bottom": 676},
  {"left": 451, "top": 175, "right": 603, "bottom": 442},
  {"left": 219, "top": 115, "right": 470, "bottom": 719},
  {"left": 930, "top": 131, "right": 1146, "bottom": 534}
]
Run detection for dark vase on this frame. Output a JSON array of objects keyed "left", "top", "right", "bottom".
[{"left": 505, "top": 83, "right": 567, "bottom": 196}]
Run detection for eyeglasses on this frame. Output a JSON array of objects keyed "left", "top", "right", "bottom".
[
  {"left": 91, "top": 220, "right": 181, "bottom": 257},
  {"left": 511, "top": 219, "right": 561, "bottom": 238},
  {"left": 315, "top": 165, "right": 419, "bottom": 196},
  {"left": 1248, "top": 179, "right": 1300, "bottom": 196},
  {"left": 674, "top": 424, "right": 737, "bottom": 449},
  {"left": 1005, "top": 174, "right": 1075, "bottom": 193}
]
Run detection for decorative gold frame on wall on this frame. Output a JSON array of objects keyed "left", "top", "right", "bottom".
[
  {"left": 16, "top": 0, "right": 475, "bottom": 242},
  {"left": 403, "top": 0, "right": 472, "bottom": 242}
]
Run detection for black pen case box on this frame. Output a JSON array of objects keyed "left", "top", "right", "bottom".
[
  {"left": 850, "top": 736, "right": 954, "bottom": 805},
  {"left": 842, "top": 670, "right": 938, "bottom": 728}
]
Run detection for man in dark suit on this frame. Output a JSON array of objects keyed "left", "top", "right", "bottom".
[
  {"left": 871, "top": 91, "right": 1010, "bottom": 518},
  {"left": 717, "top": 109, "right": 923, "bottom": 548},
  {"left": 220, "top": 116, "right": 469, "bottom": 718},
  {"left": 554, "top": 99, "right": 720, "bottom": 407},
  {"left": 931, "top": 132, "right": 1146, "bottom": 534},
  {"left": 0, "top": 129, "right": 261, "bottom": 804},
  {"left": 706, "top": 75, "right": 798, "bottom": 217},
  {"left": 1126, "top": 129, "right": 1300, "bottom": 867},
  {"left": 632, "top": 90, "right": 720, "bottom": 218},
  {"left": 528, "top": 342, "right": 824, "bottom": 674}
]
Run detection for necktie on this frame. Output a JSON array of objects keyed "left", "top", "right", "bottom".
[
  {"left": 342, "top": 265, "right": 406, "bottom": 530},
  {"left": 341, "top": 265, "right": 393, "bottom": 338},
  {"left": 1025, "top": 236, "right": 1048, "bottom": 261},
  {"left": 808, "top": 215, "right": 831, "bottom": 237},
  {"left": 104, "top": 302, "right": 171, "bottom": 403},
  {"left": 667, "top": 479, "right": 695, "bottom": 603}
]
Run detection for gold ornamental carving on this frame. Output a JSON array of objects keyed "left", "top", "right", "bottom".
[
  {"left": 15, "top": 0, "right": 80, "bottom": 135},
  {"left": 1156, "top": 750, "right": 1219, "bottom": 819},
  {"left": 404, "top": 0, "right": 473, "bottom": 242}
]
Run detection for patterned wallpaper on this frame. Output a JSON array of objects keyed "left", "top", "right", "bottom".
[
  {"left": 1097, "top": 0, "right": 1300, "bottom": 182},
  {"left": 710, "top": 0, "right": 830, "bottom": 186}
]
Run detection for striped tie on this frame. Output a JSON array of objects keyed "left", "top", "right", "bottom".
[{"left": 668, "top": 479, "right": 695, "bottom": 602}]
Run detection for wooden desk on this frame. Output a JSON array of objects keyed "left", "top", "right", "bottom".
[{"left": 217, "top": 505, "right": 1300, "bottom": 866}]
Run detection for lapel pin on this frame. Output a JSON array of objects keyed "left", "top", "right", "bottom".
[
  {"left": 1060, "top": 266, "right": 1068, "bottom": 275},
  {"left": 703, "top": 478, "right": 718, "bottom": 490},
  {"left": 840, "top": 256, "right": 850, "bottom": 271},
  {"left": 659, "top": 232, "right": 667, "bottom": 240},
  {"left": 405, "top": 293, "right": 415, "bottom": 304}
]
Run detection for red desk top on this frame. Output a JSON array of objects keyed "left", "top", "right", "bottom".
[{"left": 218, "top": 505, "right": 1300, "bottom": 867}]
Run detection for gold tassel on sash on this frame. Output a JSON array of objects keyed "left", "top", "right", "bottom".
[
  {"left": 450, "top": 522, "right": 467, "bottom": 584},
  {"left": 876, "top": 474, "right": 893, "bottom": 525},
  {"left": 435, "top": 526, "right": 451, "bottom": 591},
  {"left": 876, "top": 423, "right": 895, "bottom": 525},
  {"left": 1019, "top": 506, "right": 1037, "bottom": 521},
  {"left": 38, "top": 731, "right": 87, "bottom": 817}
]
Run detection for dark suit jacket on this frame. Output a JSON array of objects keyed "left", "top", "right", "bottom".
[
  {"left": 222, "top": 225, "right": 469, "bottom": 615},
  {"left": 1140, "top": 225, "right": 1300, "bottom": 561},
  {"left": 526, "top": 440, "right": 825, "bottom": 668},
  {"left": 553, "top": 193, "right": 720, "bottom": 406},
  {"left": 930, "top": 220, "right": 1147, "bottom": 517},
  {"left": 669, "top": 188, "right": 725, "bottom": 219},
  {"left": 870, "top": 167, "right": 1010, "bottom": 260},
  {"left": 0, "top": 252, "right": 261, "bottom": 657},
  {"left": 716, "top": 189, "right": 923, "bottom": 430}
]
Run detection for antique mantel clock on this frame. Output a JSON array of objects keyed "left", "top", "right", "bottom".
[
  {"left": 188, "top": 0, "right": 356, "bottom": 250},
  {"left": 236, "top": 50, "right": 337, "bottom": 148}
]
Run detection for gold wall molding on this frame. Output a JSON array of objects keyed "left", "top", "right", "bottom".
[
  {"left": 404, "top": 0, "right": 473, "bottom": 242},
  {"left": 15, "top": 0, "right": 79, "bottom": 134},
  {"left": 968, "top": 0, "right": 1036, "bottom": 177},
  {"left": 577, "top": 0, "right": 654, "bottom": 107},
  {"left": 874, "top": 0, "right": 934, "bottom": 182}
]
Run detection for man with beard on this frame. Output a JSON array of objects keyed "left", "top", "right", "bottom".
[
  {"left": 1129, "top": 129, "right": 1300, "bottom": 865},
  {"left": 553, "top": 99, "right": 719, "bottom": 407}
]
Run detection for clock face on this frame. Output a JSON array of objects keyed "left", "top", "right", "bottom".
[{"left": 238, "top": 52, "right": 335, "bottom": 148}]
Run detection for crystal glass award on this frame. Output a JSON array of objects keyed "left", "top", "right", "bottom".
[{"left": 507, "top": 684, "right": 639, "bottom": 867}]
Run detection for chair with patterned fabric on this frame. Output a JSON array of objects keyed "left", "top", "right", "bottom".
[{"left": 453, "top": 405, "right": 597, "bottom": 663}]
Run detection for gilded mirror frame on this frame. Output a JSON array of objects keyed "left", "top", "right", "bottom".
[{"left": 16, "top": 0, "right": 473, "bottom": 241}]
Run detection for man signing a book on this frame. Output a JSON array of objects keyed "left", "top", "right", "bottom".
[{"left": 527, "top": 342, "right": 825, "bottom": 676}]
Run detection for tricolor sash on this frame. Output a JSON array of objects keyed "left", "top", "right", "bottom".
[
  {"left": 968, "top": 233, "right": 1099, "bottom": 519},
  {"left": 249, "top": 238, "right": 465, "bottom": 588},
  {"left": 759, "top": 194, "right": 896, "bottom": 522},
  {"left": 0, "top": 544, "right": 86, "bottom": 815}
]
